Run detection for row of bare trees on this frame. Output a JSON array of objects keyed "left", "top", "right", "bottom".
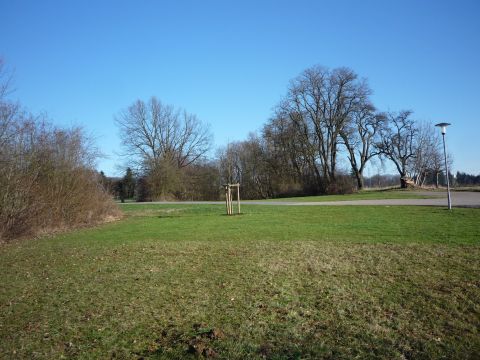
[
  {"left": 0, "top": 59, "right": 118, "bottom": 241},
  {"left": 376, "top": 112, "right": 448, "bottom": 188},
  {"left": 114, "top": 65, "right": 451, "bottom": 201},
  {"left": 216, "top": 66, "right": 450, "bottom": 198}
]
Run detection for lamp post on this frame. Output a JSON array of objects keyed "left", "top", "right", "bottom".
[{"left": 435, "top": 122, "right": 451, "bottom": 210}]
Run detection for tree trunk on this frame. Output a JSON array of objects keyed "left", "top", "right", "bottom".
[
  {"left": 400, "top": 177, "right": 407, "bottom": 189},
  {"left": 356, "top": 173, "right": 364, "bottom": 190}
]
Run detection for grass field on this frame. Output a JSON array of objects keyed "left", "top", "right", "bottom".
[
  {"left": 262, "top": 189, "right": 438, "bottom": 202},
  {"left": 1, "top": 204, "right": 479, "bottom": 359}
]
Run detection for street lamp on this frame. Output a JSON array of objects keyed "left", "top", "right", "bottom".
[{"left": 435, "top": 122, "right": 452, "bottom": 210}]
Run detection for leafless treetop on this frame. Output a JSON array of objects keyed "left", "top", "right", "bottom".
[{"left": 115, "top": 97, "right": 212, "bottom": 171}]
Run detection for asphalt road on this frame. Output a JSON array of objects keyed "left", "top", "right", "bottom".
[{"left": 126, "top": 191, "right": 480, "bottom": 208}]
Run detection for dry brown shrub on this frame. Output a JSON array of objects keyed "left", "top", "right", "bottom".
[
  {"left": 0, "top": 110, "right": 120, "bottom": 242},
  {"left": 325, "top": 175, "right": 357, "bottom": 195}
]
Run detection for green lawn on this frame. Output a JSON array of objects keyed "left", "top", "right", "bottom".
[
  {"left": 262, "top": 189, "right": 439, "bottom": 202},
  {"left": 1, "top": 204, "right": 479, "bottom": 359}
]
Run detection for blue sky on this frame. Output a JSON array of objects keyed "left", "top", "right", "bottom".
[{"left": 1, "top": 0, "right": 479, "bottom": 176}]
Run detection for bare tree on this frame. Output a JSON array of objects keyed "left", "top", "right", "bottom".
[
  {"left": 340, "top": 103, "right": 384, "bottom": 190},
  {"left": 218, "top": 134, "right": 273, "bottom": 199},
  {"left": 115, "top": 97, "right": 212, "bottom": 199},
  {"left": 408, "top": 122, "right": 454, "bottom": 188},
  {"left": 0, "top": 58, "right": 18, "bottom": 149},
  {"left": 0, "top": 58, "right": 13, "bottom": 100},
  {"left": 115, "top": 97, "right": 211, "bottom": 169},
  {"left": 375, "top": 111, "right": 418, "bottom": 188},
  {"left": 217, "top": 142, "right": 239, "bottom": 186},
  {"left": 408, "top": 122, "right": 438, "bottom": 186},
  {"left": 280, "top": 66, "right": 371, "bottom": 191},
  {"left": 262, "top": 112, "right": 314, "bottom": 195}
]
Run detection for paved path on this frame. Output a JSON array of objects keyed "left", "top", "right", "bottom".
[
  {"left": 126, "top": 191, "right": 480, "bottom": 208},
  {"left": 258, "top": 192, "right": 478, "bottom": 207}
]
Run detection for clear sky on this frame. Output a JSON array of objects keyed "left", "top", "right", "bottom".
[{"left": 1, "top": 0, "right": 479, "bottom": 176}]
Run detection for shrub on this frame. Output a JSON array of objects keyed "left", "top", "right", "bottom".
[
  {"left": 325, "top": 175, "right": 357, "bottom": 195},
  {"left": 0, "top": 113, "right": 119, "bottom": 242}
]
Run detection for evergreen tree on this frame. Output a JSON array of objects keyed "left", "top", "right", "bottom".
[
  {"left": 123, "top": 167, "right": 135, "bottom": 199},
  {"left": 115, "top": 180, "right": 125, "bottom": 203}
]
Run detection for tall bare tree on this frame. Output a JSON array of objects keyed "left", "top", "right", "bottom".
[
  {"left": 408, "top": 122, "right": 453, "bottom": 187},
  {"left": 340, "top": 104, "right": 385, "bottom": 189},
  {"left": 115, "top": 97, "right": 212, "bottom": 199},
  {"left": 115, "top": 97, "right": 211, "bottom": 169},
  {"left": 408, "top": 122, "right": 439, "bottom": 186},
  {"left": 280, "top": 66, "right": 371, "bottom": 191},
  {"left": 262, "top": 112, "right": 315, "bottom": 195},
  {"left": 375, "top": 111, "right": 418, "bottom": 188}
]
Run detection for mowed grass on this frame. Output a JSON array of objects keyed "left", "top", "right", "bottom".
[
  {"left": 1, "top": 204, "right": 479, "bottom": 359},
  {"left": 262, "top": 189, "right": 438, "bottom": 202}
]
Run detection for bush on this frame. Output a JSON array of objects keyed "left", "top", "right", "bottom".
[
  {"left": 325, "top": 175, "right": 357, "bottom": 195},
  {"left": 0, "top": 113, "right": 119, "bottom": 242}
]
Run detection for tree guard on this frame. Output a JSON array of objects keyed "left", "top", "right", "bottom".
[{"left": 224, "top": 183, "right": 241, "bottom": 215}]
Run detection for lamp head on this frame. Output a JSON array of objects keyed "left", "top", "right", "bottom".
[{"left": 435, "top": 122, "right": 451, "bottom": 135}]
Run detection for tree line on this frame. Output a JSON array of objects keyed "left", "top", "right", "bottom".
[
  {"left": 113, "top": 65, "right": 455, "bottom": 201},
  {"left": 1, "top": 58, "right": 470, "bottom": 240},
  {"left": 456, "top": 172, "right": 480, "bottom": 186}
]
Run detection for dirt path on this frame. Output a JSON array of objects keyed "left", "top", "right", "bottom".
[{"left": 126, "top": 191, "right": 480, "bottom": 208}]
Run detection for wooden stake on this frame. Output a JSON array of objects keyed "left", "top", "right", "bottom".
[
  {"left": 227, "top": 186, "right": 232, "bottom": 215},
  {"left": 224, "top": 185, "right": 229, "bottom": 215},
  {"left": 224, "top": 184, "right": 241, "bottom": 215}
]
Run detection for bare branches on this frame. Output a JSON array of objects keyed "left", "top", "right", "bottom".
[
  {"left": 0, "top": 58, "right": 14, "bottom": 101},
  {"left": 115, "top": 97, "right": 212, "bottom": 199},
  {"left": 217, "top": 135, "right": 274, "bottom": 199},
  {"left": 408, "top": 121, "right": 448, "bottom": 187},
  {"left": 341, "top": 108, "right": 384, "bottom": 189},
  {"left": 0, "top": 111, "right": 117, "bottom": 241},
  {"left": 277, "top": 65, "right": 372, "bottom": 190},
  {"left": 375, "top": 111, "right": 419, "bottom": 188},
  {"left": 115, "top": 97, "right": 212, "bottom": 171}
]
